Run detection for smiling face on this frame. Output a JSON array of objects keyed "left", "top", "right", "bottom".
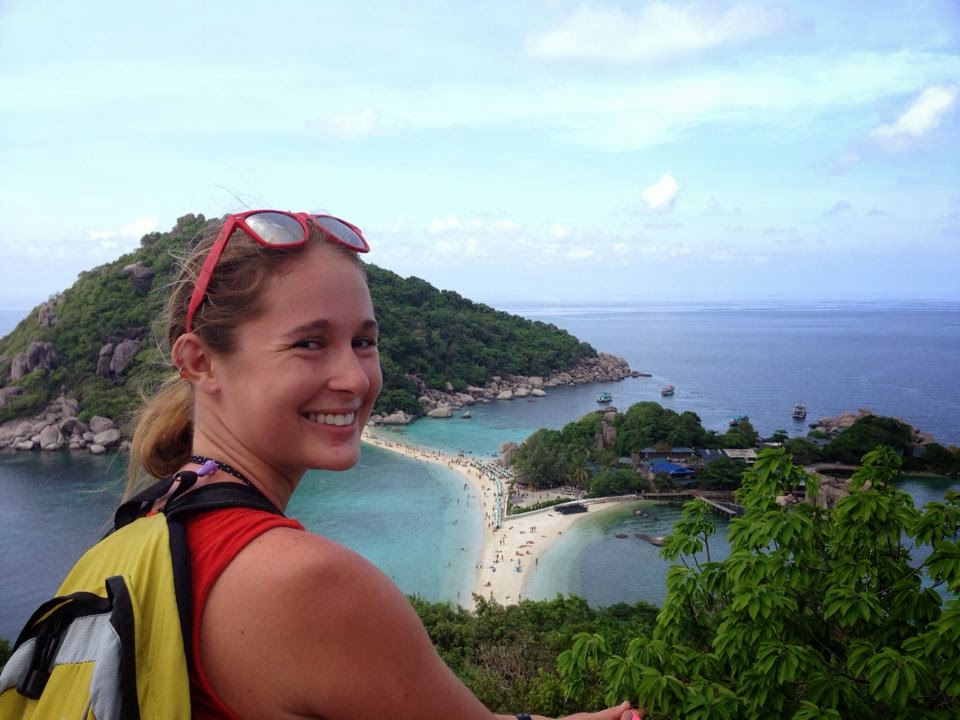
[{"left": 198, "top": 242, "right": 382, "bottom": 482}]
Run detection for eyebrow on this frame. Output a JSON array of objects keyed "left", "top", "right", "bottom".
[{"left": 284, "top": 318, "right": 379, "bottom": 337}]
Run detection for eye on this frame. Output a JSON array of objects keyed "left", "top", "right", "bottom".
[
  {"left": 294, "top": 339, "right": 324, "bottom": 350},
  {"left": 353, "top": 335, "right": 378, "bottom": 349}
]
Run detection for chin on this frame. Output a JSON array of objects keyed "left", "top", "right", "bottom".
[{"left": 316, "top": 451, "right": 362, "bottom": 472}]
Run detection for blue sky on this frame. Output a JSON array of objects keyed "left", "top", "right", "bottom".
[{"left": 1, "top": 0, "right": 958, "bottom": 309}]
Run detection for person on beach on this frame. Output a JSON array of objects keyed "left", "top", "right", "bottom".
[{"left": 125, "top": 209, "right": 638, "bottom": 720}]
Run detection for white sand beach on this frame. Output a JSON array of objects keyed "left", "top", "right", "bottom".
[{"left": 362, "top": 428, "right": 624, "bottom": 607}]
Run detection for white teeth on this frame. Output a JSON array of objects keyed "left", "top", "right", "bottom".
[{"left": 306, "top": 412, "right": 355, "bottom": 426}]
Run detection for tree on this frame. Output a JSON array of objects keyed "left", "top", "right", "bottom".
[
  {"left": 588, "top": 468, "right": 644, "bottom": 497},
  {"left": 824, "top": 414, "right": 914, "bottom": 464},
  {"left": 696, "top": 455, "right": 745, "bottom": 490},
  {"left": 511, "top": 429, "right": 572, "bottom": 489},
  {"left": 558, "top": 447, "right": 960, "bottom": 718},
  {"left": 769, "top": 429, "right": 789, "bottom": 445},
  {"left": 914, "top": 443, "right": 960, "bottom": 477},
  {"left": 784, "top": 436, "right": 822, "bottom": 466},
  {"left": 721, "top": 418, "right": 759, "bottom": 448}
]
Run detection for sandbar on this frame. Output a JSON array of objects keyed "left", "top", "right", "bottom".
[{"left": 362, "top": 428, "right": 626, "bottom": 607}]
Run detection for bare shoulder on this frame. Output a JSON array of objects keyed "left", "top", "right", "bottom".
[{"left": 201, "top": 527, "right": 492, "bottom": 720}]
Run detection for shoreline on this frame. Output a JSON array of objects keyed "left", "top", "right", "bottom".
[{"left": 362, "top": 429, "right": 633, "bottom": 607}]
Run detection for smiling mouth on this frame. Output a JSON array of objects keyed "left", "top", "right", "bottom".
[{"left": 304, "top": 412, "right": 356, "bottom": 427}]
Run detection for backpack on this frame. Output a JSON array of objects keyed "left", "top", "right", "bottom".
[{"left": 0, "top": 474, "right": 281, "bottom": 720}]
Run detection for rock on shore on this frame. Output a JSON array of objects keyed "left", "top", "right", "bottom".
[
  {"left": 0, "top": 395, "right": 128, "bottom": 454},
  {"left": 370, "top": 352, "right": 632, "bottom": 425}
]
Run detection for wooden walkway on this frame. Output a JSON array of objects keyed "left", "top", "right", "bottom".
[{"left": 694, "top": 495, "right": 744, "bottom": 516}]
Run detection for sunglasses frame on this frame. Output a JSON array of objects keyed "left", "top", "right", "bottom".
[{"left": 185, "top": 210, "right": 369, "bottom": 333}]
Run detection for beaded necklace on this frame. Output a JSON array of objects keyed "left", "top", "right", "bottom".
[{"left": 189, "top": 455, "right": 254, "bottom": 487}]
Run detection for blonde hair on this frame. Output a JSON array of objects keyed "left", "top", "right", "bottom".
[{"left": 124, "top": 218, "right": 362, "bottom": 497}]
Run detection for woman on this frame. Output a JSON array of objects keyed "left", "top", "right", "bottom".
[{"left": 126, "top": 210, "right": 638, "bottom": 720}]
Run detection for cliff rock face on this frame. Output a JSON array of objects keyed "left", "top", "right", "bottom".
[
  {"left": 0, "top": 386, "right": 24, "bottom": 407},
  {"left": 96, "top": 339, "right": 142, "bottom": 378},
  {"left": 37, "top": 294, "right": 65, "bottom": 327},
  {"left": 121, "top": 261, "right": 156, "bottom": 295},
  {"left": 9, "top": 342, "right": 56, "bottom": 381},
  {"left": 595, "top": 410, "right": 618, "bottom": 449}
]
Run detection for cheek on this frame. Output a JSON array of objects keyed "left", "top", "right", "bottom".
[{"left": 366, "top": 357, "right": 384, "bottom": 397}]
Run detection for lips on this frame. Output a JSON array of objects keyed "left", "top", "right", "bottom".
[{"left": 303, "top": 411, "right": 356, "bottom": 427}]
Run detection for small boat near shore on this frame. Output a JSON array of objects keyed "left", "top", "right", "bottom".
[
  {"left": 729, "top": 414, "right": 749, "bottom": 427},
  {"left": 660, "top": 384, "right": 675, "bottom": 397},
  {"left": 461, "top": 409, "right": 472, "bottom": 419},
  {"left": 792, "top": 403, "right": 807, "bottom": 420},
  {"left": 597, "top": 391, "right": 613, "bottom": 404}
]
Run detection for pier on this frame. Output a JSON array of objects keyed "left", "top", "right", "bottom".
[{"left": 694, "top": 495, "right": 744, "bottom": 517}]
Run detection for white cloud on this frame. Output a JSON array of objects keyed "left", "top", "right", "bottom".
[
  {"left": 566, "top": 247, "right": 596, "bottom": 260},
  {"left": 87, "top": 216, "right": 159, "bottom": 242},
  {"left": 428, "top": 215, "right": 462, "bottom": 234},
  {"left": 611, "top": 242, "right": 631, "bottom": 256},
  {"left": 870, "top": 84, "right": 958, "bottom": 143},
  {"left": 642, "top": 174, "right": 680, "bottom": 211},
  {"left": 427, "top": 216, "right": 521, "bottom": 236},
  {"left": 526, "top": 2, "right": 788, "bottom": 63},
  {"left": 436, "top": 237, "right": 481, "bottom": 259},
  {"left": 493, "top": 219, "right": 522, "bottom": 233},
  {"left": 824, "top": 200, "right": 853, "bottom": 216},
  {"left": 309, "top": 108, "right": 387, "bottom": 140},
  {"left": 549, "top": 224, "right": 571, "bottom": 239}
]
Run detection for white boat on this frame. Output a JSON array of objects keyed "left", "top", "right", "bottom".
[
  {"left": 792, "top": 403, "right": 807, "bottom": 420},
  {"left": 660, "top": 384, "right": 675, "bottom": 397}
]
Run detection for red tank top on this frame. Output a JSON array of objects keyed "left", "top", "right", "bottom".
[{"left": 186, "top": 508, "right": 304, "bottom": 719}]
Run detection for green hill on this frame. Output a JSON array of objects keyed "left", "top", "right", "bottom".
[{"left": 0, "top": 214, "right": 599, "bottom": 427}]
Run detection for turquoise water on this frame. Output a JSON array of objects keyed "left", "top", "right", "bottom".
[
  {"left": 2, "top": 300, "right": 958, "bottom": 641},
  {"left": 0, "top": 448, "right": 483, "bottom": 641},
  {"left": 524, "top": 501, "right": 732, "bottom": 607}
]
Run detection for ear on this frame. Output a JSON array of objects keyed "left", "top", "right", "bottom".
[{"left": 172, "top": 333, "right": 221, "bottom": 395}]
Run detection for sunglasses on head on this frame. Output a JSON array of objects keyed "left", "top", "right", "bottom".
[{"left": 185, "top": 210, "right": 370, "bottom": 333}]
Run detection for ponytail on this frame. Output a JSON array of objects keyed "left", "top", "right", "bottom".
[{"left": 124, "top": 375, "right": 194, "bottom": 499}]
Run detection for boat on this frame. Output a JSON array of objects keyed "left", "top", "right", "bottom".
[
  {"left": 596, "top": 391, "right": 613, "bottom": 404},
  {"left": 729, "top": 414, "right": 749, "bottom": 427},
  {"left": 660, "top": 384, "right": 675, "bottom": 397},
  {"left": 792, "top": 403, "right": 807, "bottom": 420},
  {"left": 461, "top": 409, "right": 472, "bottom": 419}
]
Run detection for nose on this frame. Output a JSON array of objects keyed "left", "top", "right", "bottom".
[{"left": 327, "top": 346, "right": 373, "bottom": 396}]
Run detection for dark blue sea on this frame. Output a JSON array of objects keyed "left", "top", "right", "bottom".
[{"left": 1, "top": 300, "right": 958, "bottom": 640}]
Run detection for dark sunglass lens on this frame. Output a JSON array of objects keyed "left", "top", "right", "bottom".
[
  {"left": 312, "top": 215, "right": 369, "bottom": 251},
  {"left": 246, "top": 212, "right": 306, "bottom": 246}
]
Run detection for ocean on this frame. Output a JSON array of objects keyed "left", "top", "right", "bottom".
[{"left": 1, "top": 299, "right": 958, "bottom": 640}]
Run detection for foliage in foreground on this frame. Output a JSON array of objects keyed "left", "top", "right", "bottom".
[
  {"left": 558, "top": 447, "right": 960, "bottom": 718},
  {"left": 411, "top": 594, "right": 658, "bottom": 715}
]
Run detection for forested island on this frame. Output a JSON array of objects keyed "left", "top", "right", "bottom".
[
  {"left": 505, "top": 402, "right": 960, "bottom": 509},
  {"left": 0, "top": 213, "right": 630, "bottom": 451}
]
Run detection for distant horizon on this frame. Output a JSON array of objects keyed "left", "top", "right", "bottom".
[{"left": 1, "top": 288, "right": 958, "bottom": 322}]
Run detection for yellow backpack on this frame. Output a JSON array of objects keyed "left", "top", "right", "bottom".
[{"left": 0, "top": 477, "right": 280, "bottom": 719}]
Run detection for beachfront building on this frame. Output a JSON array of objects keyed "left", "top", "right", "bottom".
[
  {"left": 641, "top": 447, "right": 698, "bottom": 462},
  {"left": 723, "top": 448, "right": 759, "bottom": 465}
]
